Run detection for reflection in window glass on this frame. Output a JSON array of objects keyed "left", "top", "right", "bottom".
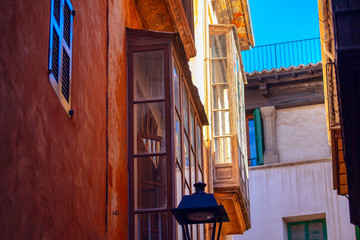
[
  {"left": 309, "top": 222, "right": 324, "bottom": 240},
  {"left": 210, "top": 34, "right": 227, "bottom": 58},
  {"left": 290, "top": 224, "right": 305, "bottom": 240},
  {"left": 214, "top": 137, "right": 232, "bottom": 163},
  {"left": 287, "top": 220, "right": 327, "bottom": 240},
  {"left": 134, "top": 156, "right": 166, "bottom": 209},
  {"left": 196, "top": 124, "right": 202, "bottom": 169},
  {"left": 185, "top": 182, "right": 191, "bottom": 195},
  {"left": 212, "top": 84, "right": 229, "bottom": 109},
  {"left": 134, "top": 102, "right": 166, "bottom": 154},
  {"left": 174, "top": 64, "right": 180, "bottom": 111},
  {"left": 190, "top": 105, "right": 195, "bottom": 146},
  {"left": 135, "top": 212, "right": 167, "bottom": 240},
  {"left": 197, "top": 164, "right": 203, "bottom": 183},
  {"left": 184, "top": 135, "right": 190, "bottom": 183},
  {"left": 191, "top": 151, "right": 196, "bottom": 193},
  {"left": 213, "top": 110, "right": 230, "bottom": 137},
  {"left": 192, "top": 225, "right": 198, "bottom": 240},
  {"left": 134, "top": 50, "right": 164, "bottom": 100},
  {"left": 175, "top": 115, "right": 181, "bottom": 165},
  {"left": 211, "top": 59, "right": 228, "bottom": 83},
  {"left": 198, "top": 225, "right": 205, "bottom": 240},
  {"left": 175, "top": 162, "right": 183, "bottom": 206},
  {"left": 183, "top": 83, "right": 189, "bottom": 133}
]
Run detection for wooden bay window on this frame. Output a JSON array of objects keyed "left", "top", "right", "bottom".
[{"left": 127, "top": 28, "right": 208, "bottom": 240}]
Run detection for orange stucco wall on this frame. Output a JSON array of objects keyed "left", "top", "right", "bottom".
[
  {"left": 0, "top": 0, "right": 142, "bottom": 239},
  {"left": 107, "top": 0, "right": 143, "bottom": 239}
]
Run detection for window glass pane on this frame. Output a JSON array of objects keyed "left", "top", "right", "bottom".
[
  {"left": 212, "top": 84, "right": 229, "bottom": 109},
  {"left": 183, "top": 84, "right": 189, "bottom": 132},
  {"left": 191, "top": 151, "right": 196, "bottom": 193},
  {"left": 134, "top": 156, "right": 166, "bottom": 209},
  {"left": 214, "top": 137, "right": 232, "bottom": 163},
  {"left": 198, "top": 225, "right": 205, "bottom": 240},
  {"left": 190, "top": 105, "right": 195, "bottom": 146},
  {"left": 175, "top": 115, "right": 181, "bottom": 166},
  {"left": 177, "top": 223, "right": 183, "bottom": 240},
  {"left": 197, "top": 164, "right": 203, "bottom": 183},
  {"left": 248, "top": 118, "right": 257, "bottom": 166},
  {"left": 174, "top": 64, "right": 180, "bottom": 111},
  {"left": 309, "top": 222, "right": 324, "bottom": 240},
  {"left": 134, "top": 50, "right": 164, "bottom": 100},
  {"left": 213, "top": 110, "right": 230, "bottom": 137},
  {"left": 290, "top": 224, "right": 306, "bottom": 240},
  {"left": 185, "top": 182, "right": 191, "bottom": 195},
  {"left": 134, "top": 102, "right": 166, "bottom": 154},
  {"left": 196, "top": 124, "right": 202, "bottom": 168},
  {"left": 135, "top": 212, "right": 167, "bottom": 240},
  {"left": 175, "top": 161, "right": 183, "bottom": 206},
  {"left": 210, "top": 34, "right": 227, "bottom": 58},
  {"left": 192, "top": 224, "right": 198, "bottom": 240},
  {"left": 184, "top": 135, "right": 190, "bottom": 184},
  {"left": 211, "top": 59, "right": 228, "bottom": 83}
]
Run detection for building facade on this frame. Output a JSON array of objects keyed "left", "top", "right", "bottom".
[
  {"left": 0, "top": 0, "right": 253, "bottom": 239},
  {"left": 234, "top": 49, "right": 356, "bottom": 239},
  {"left": 318, "top": 0, "right": 360, "bottom": 232}
]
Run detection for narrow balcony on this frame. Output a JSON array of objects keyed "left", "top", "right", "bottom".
[{"left": 242, "top": 37, "right": 322, "bottom": 73}]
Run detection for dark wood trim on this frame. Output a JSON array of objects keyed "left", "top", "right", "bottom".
[{"left": 127, "top": 28, "right": 206, "bottom": 239}]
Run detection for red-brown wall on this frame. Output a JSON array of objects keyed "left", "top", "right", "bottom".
[
  {"left": 106, "top": 0, "right": 143, "bottom": 238},
  {"left": 0, "top": 0, "right": 107, "bottom": 238},
  {"left": 0, "top": 0, "right": 144, "bottom": 238}
]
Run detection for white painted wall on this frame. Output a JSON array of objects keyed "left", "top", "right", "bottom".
[
  {"left": 232, "top": 160, "right": 355, "bottom": 240},
  {"left": 276, "top": 104, "right": 331, "bottom": 163}
]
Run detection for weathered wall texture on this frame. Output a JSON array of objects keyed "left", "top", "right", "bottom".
[
  {"left": 234, "top": 160, "right": 356, "bottom": 240},
  {"left": 0, "top": 0, "right": 107, "bottom": 238},
  {"left": 276, "top": 104, "right": 331, "bottom": 163},
  {"left": 106, "top": 0, "right": 143, "bottom": 239}
]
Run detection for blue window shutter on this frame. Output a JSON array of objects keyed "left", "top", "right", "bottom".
[
  {"left": 253, "top": 108, "right": 264, "bottom": 165},
  {"left": 49, "top": 0, "right": 74, "bottom": 115},
  {"left": 60, "top": 0, "right": 73, "bottom": 104},
  {"left": 49, "top": 0, "right": 62, "bottom": 83}
]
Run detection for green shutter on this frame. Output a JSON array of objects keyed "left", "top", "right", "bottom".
[
  {"left": 356, "top": 225, "right": 360, "bottom": 240},
  {"left": 253, "top": 108, "right": 264, "bottom": 165}
]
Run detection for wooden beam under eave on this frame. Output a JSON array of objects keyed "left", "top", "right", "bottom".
[
  {"left": 136, "top": 0, "right": 196, "bottom": 60},
  {"left": 136, "top": 0, "right": 175, "bottom": 32},
  {"left": 165, "top": 0, "right": 196, "bottom": 59}
]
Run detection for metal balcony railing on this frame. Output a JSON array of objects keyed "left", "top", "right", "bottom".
[{"left": 241, "top": 37, "right": 321, "bottom": 73}]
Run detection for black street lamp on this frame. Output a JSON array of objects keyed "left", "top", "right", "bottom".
[{"left": 171, "top": 182, "right": 229, "bottom": 240}]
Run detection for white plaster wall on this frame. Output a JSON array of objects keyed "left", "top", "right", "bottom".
[
  {"left": 233, "top": 160, "right": 355, "bottom": 240},
  {"left": 276, "top": 104, "right": 331, "bottom": 163}
]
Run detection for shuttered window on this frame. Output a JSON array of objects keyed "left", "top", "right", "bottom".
[
  {"left": 253, "top": 108, "right": 264, "bottom": 165},
  {"left": 48, "top": 0, "right": 74, "bottom": 117},
  {"left": 246, "top": 109, "right": 264, "bottom": 166},
  {"left": 287, "top": 219, "right": 327, "bottom": 240}
]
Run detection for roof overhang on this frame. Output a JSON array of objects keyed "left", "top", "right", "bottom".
[
  {"left": 211, "top": 0, "right": 254, "bottom": 50},
  {"left": 136, "top": 0, "right": 196, "bottom": 59}
]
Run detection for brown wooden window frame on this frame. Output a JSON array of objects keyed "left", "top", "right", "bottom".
[{"left": 127, "top": 28, "right": 204, "bottom": 240}]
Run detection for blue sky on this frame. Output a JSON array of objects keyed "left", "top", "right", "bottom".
[{"left": 248, "top": 0, "right": 320, "bottom": 46}]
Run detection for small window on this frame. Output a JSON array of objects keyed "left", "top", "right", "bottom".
[
  {"left": 287, "top": 219, "right": 327, "bottom": 240},
  {"left": 246, "top": 108, "right": 264, "bottom": 166},
  {"left": 48, "top": 0, "right": 74, "bottom": 117}
]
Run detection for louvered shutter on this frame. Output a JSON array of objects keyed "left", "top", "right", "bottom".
[
  {"left": 59, "top": 0, "right": 73, "bottom": 107},
  {"left": 253, "top": 108, "right": 264, "bottom": 165},
  {"left": 49, "top": 0, "right": 62, "bottom": 84}
]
